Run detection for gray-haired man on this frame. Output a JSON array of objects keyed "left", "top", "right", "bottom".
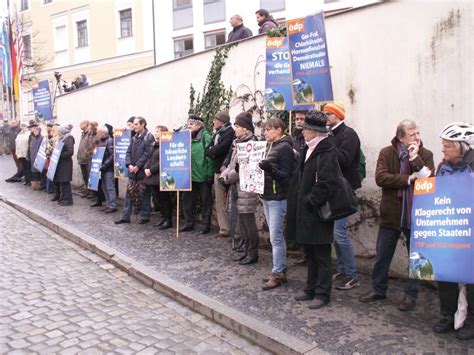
[{"left": 227, "top": 14, "right": 253, "bottom": 43}]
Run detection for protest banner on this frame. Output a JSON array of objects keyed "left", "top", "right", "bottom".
[
  {"left": 46, "top": 140, "right": 64, "bottom": 180},
  {"left": 33, "top": 138, "right": 47, "bottom": 172},
  {"left": 87, "top": 147, "right": 106, "bottom": 191},
  {"left": 114, "top": 128, "right": 131, "bottom": 178},
  {"left": 236, "top": 141, "right": 267, "bottom": 194},
  {"left": 409, "top": 174, "right": 474, "bottom": 284},
  {"left": 32, "top": 80, "right": 53, "bottom": 121},
  {"left": 265, "top": 36, "right": 313, "bottom": 112},
  {"left": 287, "top": 12, "right": 333, "bottom": 106},
  {"left": 160, "top": 130, "right": 192, "bottom": 238}
]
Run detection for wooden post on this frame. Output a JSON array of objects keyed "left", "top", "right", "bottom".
[
  {"left": 176, "top": 191, "right": 179, "bottom": 239},
  {"left": 289, "top": 111, "right": 293, "bottom": 137}
]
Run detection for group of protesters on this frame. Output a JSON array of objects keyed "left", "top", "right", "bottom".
[{"left": 2, "top": 101, "right": 473, "bottom": 341}]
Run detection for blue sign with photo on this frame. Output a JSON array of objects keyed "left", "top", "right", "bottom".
[
  {"left": 287, "top": 13, "right": 334, "bottom": 105},
  {"left": 159, "top": 130, "right": 191, "bottom": 191},
  {"left": 33, "top": 138, "right": 47, "bottom": 172},
  {"left": 114, "top": 128, "right": 131, "bottom": 178},
  {"left": 409, "top": 174, "right": 474, "bottom": 284},
  {"left": 88, "top": 147, "right": 106, "bottom": 191},
  {"left": 32, "top": 80, "right": 53, "bottom": 121},
  {"left": 46, "top": 140, "right": 64, "bottom": 181}
]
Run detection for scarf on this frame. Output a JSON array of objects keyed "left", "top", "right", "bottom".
[{"left": 397, "top": 142, "right": 413, "bottom": 229}]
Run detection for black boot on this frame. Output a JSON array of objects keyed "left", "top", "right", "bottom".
[
  {"left": 51, "top": 194, "right": 60, "bottom": 202},
  {"left": 153, "top": 217, "right": 166, "bottom": 227},
  {"left": 158, "top": 219, "right": 172, "bottom": 230}
]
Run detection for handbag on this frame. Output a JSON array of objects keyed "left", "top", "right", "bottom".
[{"left": 317, "top": 155, "right": 358, "bottom": 222}]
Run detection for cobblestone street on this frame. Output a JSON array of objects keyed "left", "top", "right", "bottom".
[{"left": 0, "top": 202, "right": 267, "bottom": 354}]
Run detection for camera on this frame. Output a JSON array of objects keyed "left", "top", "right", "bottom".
[{"left": 54, "top": 71, "right": 62, "bottom": 81}]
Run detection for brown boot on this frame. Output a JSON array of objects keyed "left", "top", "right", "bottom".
[
  {"left": 262, "top": 272, "right": 287, "bottom": 283},
  {"left": 31, "top": 181, "right": 41, "bottom": 190},
  {"left": 262, "top": 272, "right": 286, "bottom": 290}
]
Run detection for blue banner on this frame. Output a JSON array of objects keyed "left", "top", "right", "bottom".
[
  {"left": 114, "top": 128, "right": 131, "bottom": 178},
  {"left": 159, "top": 130, "right": 191, "bottom": 191},
  {"left": 32, "top": 80, "right": 53, "bottom": 121},
  {"left": 46, "top": 141, "right": 64, "bottom": 181},
  {"left": 287, "top": 13, "right": 333, "bottom": 105},
  {"left": 409, "top": 174, "right": 474, "bottom": 284},
  {"left": 265, "top": 37, "right": 313, "bottom": 111},
  {"left": 87, "top": 147, "right": 106, "bottom": 191},
  {"left": 33, "top": 138, "right": 47, "bottom": 172}
]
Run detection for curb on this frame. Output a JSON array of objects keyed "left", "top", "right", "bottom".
[{"left": 1, "top": 196, "right": 325, "bottom": 355}]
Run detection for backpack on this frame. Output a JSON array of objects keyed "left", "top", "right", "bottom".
[{"left": 358, "top": 148, "right": 366, "bottom": 182}]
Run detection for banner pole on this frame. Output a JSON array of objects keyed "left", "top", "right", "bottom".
[
  {"left": 289, "top": 111, "right": 293, "bottom": 137},
  {"left": 176, "top": 191, "right": 179, "bottom": 239}
]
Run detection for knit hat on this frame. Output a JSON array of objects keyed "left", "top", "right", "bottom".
[
  {"left": 214, "top": 111, "right": 230, "bottom": 123},
  {"left": 302, "top": 111, "right": 329, "bottom": 133},
  {"left": 234, "top": 112, "right": 254, "bottom": 133},
  {"left": 97, "top": 125, "right": 109, "bottom": 133},
  {"left": 60, "top": 123, "right": 73, "bottom": 135},
  {"left": 187, "top": 115, "right": 204, "bottom": 126},
  {"left": 27, "top": 119, "right": 38, "bottom": 128},
  {"left": 323, "top": 101, "right": 345, "bottom": 120}
]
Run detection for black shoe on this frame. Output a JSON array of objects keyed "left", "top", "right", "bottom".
[
  {"left": 238, "top": 256, "right": 258, "bottom": 265},
  {"left": 233, "top": 254, "right": 247, "bottom": 262},
  {"left": 456, "top": 323, "right": 474, "bottom": 341},
  {"left": 235, "top": 245, "right": 246, "bottom": 253},
  {"left": 138, "top": 219, "right": 150, "bottom": 225},
  {"left": 232, "top": 240, "right": 244, "bottom": 251},
  {"left": 335, "top": 276, "right": 360, "bottom": 290},
  {"left": 90, "top": 202, "right": 102, "bottom": 207},
  {"left": 398, "top": 296, "right": 416, "bottom": 311},
  {"left": 58, "top": 200, "right": 73, "bottom": 206},
  {"left": 294, "top": 290, "right": 315, "bottom": 301},
  {"left": 23, "top": 181, "right": 31, "bottom": 186},
  {"left": 359, "top": 291, "right": 386, "bottom": 303},
  {"left": 433, "top": 317, "right": 455, "bottom": 334},
  {"left": 115, "top": 219, "right": 130, "bottom": 225},
  {"left": 308, "top": 298, "right": 329, "bottom": 310},
  {"left": 179, "top": 225, "right": 194, "bottom": 232},
  {"left": 158, "top": 220, "right": 172, "bottom": 230},
  {"left": 201, "top": 226, "right": 211, "bottom": 235},
  {"left": 50, "top": 195, "right": 60, "bottom": 202},
  {"left": 153, "top": 218, "right": 166, "bottom": 227}
]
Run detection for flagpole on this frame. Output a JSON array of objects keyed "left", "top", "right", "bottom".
[{"left": 6, "top": 0, "right": 15, "bottom": 121}]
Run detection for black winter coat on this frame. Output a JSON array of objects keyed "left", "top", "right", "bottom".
[
  {"left": 260, "top": 135, "right": 295, "bottom": 201},
  {"left": 286, "top": 137, "right": 339, "bottom": 245},
  {"left": 227, "top": 24, "right": 253, "bottom": 43},
  {"left": 54, "top": 135, "right": 75, "bottom": 183},
  {"left": 144, "top": 142, "right": 160, "bottom": 186},
  {"left": 331, "top": 122, "right": 362, "bottom": 190},
  {"left": 125, "top": 129, "right": 154, "bottom": 180},
  {"left": 205, "top": 123, "right": 235, "bottom": 173},
  {"left": 98, "top": 135, "right": 114, "bottom": 173}
]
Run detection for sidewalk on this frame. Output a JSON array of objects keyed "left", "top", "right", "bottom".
[{"left": 1, "top": 155, "right": 472, "bottom": 353}]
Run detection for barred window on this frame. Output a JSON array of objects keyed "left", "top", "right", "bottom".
[
  {"left": 119, "top": 9, "right": 133, "bottom": 38},
  {"left": 77, "top": 20, "right": 88, "bottom": 47}
]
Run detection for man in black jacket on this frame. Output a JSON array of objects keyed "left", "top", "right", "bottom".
[
  {"left": 324, "top": 102, "right": 362, "bottom": 291},
  {"left": 227, "top": 15, "right": 253, "bottom": 43},
  {"left": 115, "top": 117, "right": 154, "bottom": 224},
  {"left": 97, "top": 126, "right": 117, "bottom": 213},
  {"left": 205, "top": 111, "right": 235, "bottom": 237}
]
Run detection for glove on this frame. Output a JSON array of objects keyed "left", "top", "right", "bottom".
[
  {"left": 258, "top": 160, "right": 273, "bottom": 173},
  {"left": 217, "top": 177, "right": 228, "bottom": 189},
  {"left": 99, "top": 166, "right": 106, "bottom": 172}
]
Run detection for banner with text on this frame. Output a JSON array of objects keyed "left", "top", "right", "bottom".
[
  {"left": 287, "top": 12, "right": 333, "bottom": 106},
  {"left": 32, "top": 80, "right": 53, "bottom": 121},
  {"left": 265, "top": 37, "right": 313, "bottom": 111},
  {"left": 114, "top": 128, "right": 131, "bottom": 178},
  {"left": 409, "top": 174, "right": 474, "bottom": 284},
  {"left": 46, "top": 141, "right": 64, "bottom": 181},
  {"left": 236, "top": 141, "right": 267, "bottom": 194},
  {"left": 87, "top": 147, "right": 106, "bottom": 191},
  {"left": 159, "top": 130, "right": 191, "bottom": 191},
  {"left": 33, "top": 138, "right": 47, "bottom": 172}
]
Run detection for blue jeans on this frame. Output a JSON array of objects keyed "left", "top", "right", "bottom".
[
  {"left": 101, "top": 171, "right": 117, "bottom": 209},
  {"left": 262, "top": 199, "right": 287, "bottom": 273},
  {"left": 372, "top": 226, "right": 419, "bottom": 299},
  {"left": 121, "top": 187, "right": 150, "bottom": 222},
  {"left": 334, "top": 217, "right": 357, "bottom": 279},
  {"left": 46, "top": 177, "right": 54, "bottom": 193}
]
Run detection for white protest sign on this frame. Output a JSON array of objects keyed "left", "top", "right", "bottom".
[{"left": 236, "top": 141, "right": 267, "bottom": 194}]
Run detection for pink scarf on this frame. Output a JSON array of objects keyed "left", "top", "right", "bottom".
[{"left": 305, "top": 136, "right": 326, "bottom": 162}]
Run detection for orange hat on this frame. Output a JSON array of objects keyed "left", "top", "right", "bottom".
[{"left": 323, "top": 101, "right": 345, "bottom": 120}]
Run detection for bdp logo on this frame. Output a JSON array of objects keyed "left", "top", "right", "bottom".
[
  {"left": 266, "top": 37, "right": 284, "bottom": 49},
  {"left": 414, "top": 177, "right": 435, "bottom": 195},
  {"left": 160, "top": 132, "right": 173, "bottom": 142},
  {"left": 287, "top": 19, "right": 304, "bottom": 34}
]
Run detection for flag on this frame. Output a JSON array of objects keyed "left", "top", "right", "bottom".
[
  {"left": 9, "top": 19, "right": 19, "bottom": 100},
  {"left": 15, "top": 16, "right": 23, "bottom": 82},
  {"left": 0, "top": 19, "right": 12, "bottom": 87}
]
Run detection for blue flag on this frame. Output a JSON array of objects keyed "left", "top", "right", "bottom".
[{"left": 0, "top": 20, "right": 12, "bottom": 87}]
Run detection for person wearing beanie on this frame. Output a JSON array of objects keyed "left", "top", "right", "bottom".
[
  {"left": 205, "top": 110, "right": 235, "bottom": 237},
  {"left": 286, "top": 110, "right": 339, "bottom": 310},
  {"left": 52, "top": 123, "right": 75, "bottom": 206},
  {"left": 29, "top": 125, "right": 44, "bottom": 191},
  {"left": 77, "top": 120, "right": 91, "bottom": 196},
  {"left": 180, "top": 115, "right": 214, "bottom": 234},
  {"left": 323, "top": 101, "right": 362, "bottom": 291},
  {"left": 234, "top": 112, "right": 255, "bottom": 133}
]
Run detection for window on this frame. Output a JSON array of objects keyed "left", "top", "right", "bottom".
[
  {"left": 43, "top": 0, "right": 52, "bottom": 4},
  {"left": 174, "top": 37, "right": 193, "bottom": 58},
  {"left": 77, "top": 20, "right": 88, "bottom": 47},
  {"left": 20, "top": 0, "right": 29, "bottom": 11},
  {"left": 203, "top": 0, "right": 225, "bottom": 24},
  {"left": 54, "top": 25, "right": 67, "bottom": 51},
  {"left": 259, "top": 0, "right": 285, "bottom": 12},
  {"left": 119, "top": 9, "right": 133, "bottom": 38},
  {"left": 22, "top": 34, "right": 32, "bottom": 60},
  {"left": 173, "top": 0, "right": 193, "bottom": 30},
  {"left": 204, "top": 32, "right": 225, "bottom": 49}
]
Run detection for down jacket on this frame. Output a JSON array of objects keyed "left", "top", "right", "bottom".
[{"left": 98, "top": 134, "right": 114, "bottom": 173}]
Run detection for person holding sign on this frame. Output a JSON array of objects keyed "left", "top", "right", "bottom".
[
  {"left": 359, "top": 120, "right": 434, "bottom": 311},
  {"left": 53, "top": 124, "right": 75, "bottom": 206},
  {"left": 29, "top": 125, "right": 44, "bottom": 191},
  {"left": 96, "top": 126, "right": 117, "bottom": 213},
  {"left": 432, "top": 122, "right": 474, "bottom": 340},
  {"left": 259, "top": 118, "right": 296, "bottom": 290}
]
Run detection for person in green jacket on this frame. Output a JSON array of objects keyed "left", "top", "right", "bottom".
[{"left": 181, "top": 115, "right": 215, "bottom": 234}]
